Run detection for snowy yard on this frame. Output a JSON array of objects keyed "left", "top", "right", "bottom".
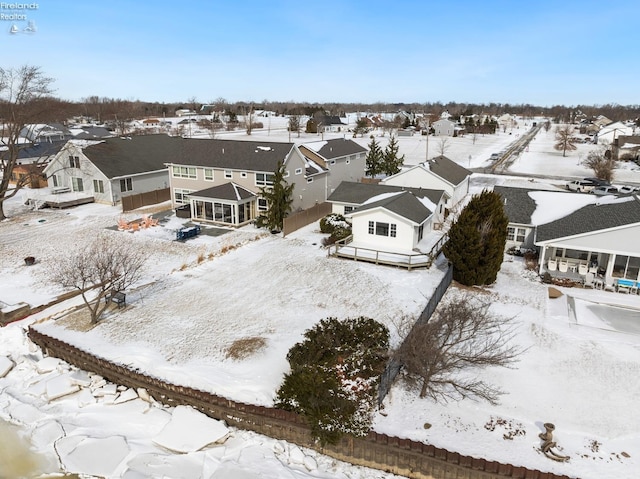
[{"left": 1, "top": 123, "right": 640, "bottom": 478}]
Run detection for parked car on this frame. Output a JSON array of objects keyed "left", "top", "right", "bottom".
[
  {"left": 567, "top": 179, "right": 598, "bottom": 193},
  {"left": 489, "top": 153, "right": 500, "bottom": 161},
  {"left": 618, "top": 185, "right": 640, "bottom": 195},
  {"left": 592, "top": 185, "right": 619, "bottom": 196},
  {"left": 584, "top": 177, "right": 610, "bottom": 187}
]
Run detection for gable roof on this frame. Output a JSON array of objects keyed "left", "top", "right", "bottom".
[
  {"left": 328, "top": 181, "right": 444, "bottom": 206},
  {"left": 536, "top": 196, "right": 640, "bottom": 242},
  {"left": 299, "top": 138, "right": 366, "bottom": 160},
  {"left": 318, "top": 115, "right": 346, "bottom": 126},
  {"left": 78, "top": 135, "right": 297, "bottom": 179},
  {"left": 493, "top": 186, "right": 539, "bottom": 226},
  {"left": 81, "top": 135, "right": 179, "bottom": 178},
  {"left": 350, "top": 190, "right": 432, "bottom": 225},
  {"left": 424, "top": 155, "right": 471, "bottom": 186},
  {"left": 190, "top": 182, "right": 255, "bottom": 202}
]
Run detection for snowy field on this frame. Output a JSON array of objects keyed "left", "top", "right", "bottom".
[{"left": 1, "top": 123, "right": 640, "bottom": 478}]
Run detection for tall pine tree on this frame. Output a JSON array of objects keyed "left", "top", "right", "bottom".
[
  {"left": 365, "top": 137, "right": 383, "bottom": 177},
  {"left": 382, "top": 135, "right": 405, "bottom": 176},
  {"left": 259, "top": 161, "right": 294, "bottom": 231},
  {"left": 442, "top": 190, "right": 508, "bottom": 286}
]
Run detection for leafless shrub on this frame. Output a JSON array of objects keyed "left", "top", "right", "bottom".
[{"left": 393, "top": 293, "right": 521, "bottom": 404}]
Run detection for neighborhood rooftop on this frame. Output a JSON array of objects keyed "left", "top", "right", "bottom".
[
  {"left": 328, "top": 180, "right": 444, "bottom": 206},
  {"left": 352, "top": 190, "right": 433, "bottom": 224},
  {"left": 536, "top": 195, "right": 640, "bottom": 242}
]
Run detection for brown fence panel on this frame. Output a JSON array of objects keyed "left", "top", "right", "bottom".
[
  {"left": 122, "top": 188, "right": 171, "bottom": 212},
  {"left": 282, "top": 202, "right": 332, "bottom": 236}
]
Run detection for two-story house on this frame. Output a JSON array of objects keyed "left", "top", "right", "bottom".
[{"left": 166, "top": 139, "right": 328, "bottom": 227}]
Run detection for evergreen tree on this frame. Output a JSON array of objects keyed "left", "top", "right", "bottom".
[
  {"left": 442, "top": 190, "right": 508, "bottom": 286},
  {"left": 258, "top": 161, "right": 294, "bottom": 231},
  {"left": 382, "top": 135, "right": 405, "bottom": 176},
  {"left": 276, "top": 317, "right": 389, "bottom": 445},
  {"left": 365, "top": 136, "right": 384, "bottom": 177}
]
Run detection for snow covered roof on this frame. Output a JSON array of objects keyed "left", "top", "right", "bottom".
[
  {"left": 536, "top": 195, "right": 640, "bottom": 243},
  {"left": 424, "top": 155, "right": 471, "bottom": 186}
]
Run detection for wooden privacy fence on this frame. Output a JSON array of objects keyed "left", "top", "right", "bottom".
[
  {"left": 122, "top": 188, "right": 171, "bottom": 212},
  {"left": 282, "top": 202, "right": 332, "bottom": 236},
  {"left": 28, "top": 328, "right": 574, "bottom": 479}
]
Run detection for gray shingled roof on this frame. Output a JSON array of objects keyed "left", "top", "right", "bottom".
[
  {"left": 425, "top": 155, "right": 471, "bottom": 186},
  {"left": 327, "top": 181, "right": 444, "bottom": 206},
  {"left": 190, "top": 182, "right": 255, "bottom": 201},
  {"left": 536, "top": 196, "right": 640, "bottom": 242},
  {"left": 82, "top": 135, "right": 295, "bottom": 179},
  {"left": 493, "top": 186, "right": 538, "bottom": 225},
  {"left": 82, "top": 135, "right": 180, "bottom": 178},
  {"left": 17, "top": 141, "right": 66, "bottom": 161},
  {"left": 304, "top": 138, "right": 367, "bottom": 160},
  {"left": 352, "top": 190, "right": 432, "bottom": 224}
]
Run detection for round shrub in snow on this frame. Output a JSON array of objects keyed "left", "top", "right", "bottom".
[{"left": 319, "top": 214, "right": 349, "bottom": 234}]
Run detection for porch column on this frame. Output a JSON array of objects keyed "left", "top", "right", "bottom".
[{"left": 538, "top": 245, "right": 547, "bottom": 275}]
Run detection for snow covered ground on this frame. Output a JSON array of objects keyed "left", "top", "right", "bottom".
[{"left": 1, "top": 123, "right": 640, "bottom": 478}]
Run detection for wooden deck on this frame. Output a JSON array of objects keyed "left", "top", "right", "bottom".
[{"left": 328, "top": 237, "right": 432, "bottom": 270}]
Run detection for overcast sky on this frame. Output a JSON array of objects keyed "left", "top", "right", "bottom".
[{"left": 3, "top": 0, "right": 639, "bottom": 106}]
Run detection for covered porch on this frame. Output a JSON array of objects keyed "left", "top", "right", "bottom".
[{"left": 188, "top": 182, "right": 257, "bottom": 227}]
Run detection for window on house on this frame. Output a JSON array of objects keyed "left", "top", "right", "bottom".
[
  {"left": 368, "top": 220, "right": 397, "bottom": 237},
  {"left": 224, "top": 170, "right": 233, "bottom": 179},
  {"left": 418, "top": 223, "right": 424, "bottom": 241},
  {"left": 204, "top": 168, "right": 214, "bottom": 181},
  {"left": 346, "top": 159, "right": 350, "bottom": 165},
  {"left": 344, "top": 206, "right": 354, "bottom": 214},
  {"left": 306, "top": 177, "right": 313, "bottom": 183},
  {"left": 257, "top": 198, "right": 268, "bottom": 211},
  {"left": 612, "top": 255, "right": 640, "bottom": 279},
  {"left": 51, "top": 175, "right": 59, "bottom": 187},
  {"left": 174, "top": 188, "right": 193, "bottom": 205},
  {"left": 329, "top": 160, "right": 336, "bottom": 165},
  {"left": 256, "top": 172, "right": 274, "bottom": 187},
  {"left": 69, "top": 155, "right": 80, "bottom": 168},
  {"left": 507, "top": 227, "right": 527, "bottom": 242},
  {"left": 295, "top": 168, "right": 302, "bottom": 175},
  {"left": 120, "top": 178, "right": 133, "bottom": 192},
  {"left": 172, "top": 166, "right": 196, "bottom": 178},
  {"left": 283, "top": 170, "right": 290, "bottom": 178},
  {"left": 71, "top": 177, "right": 83, "bottom": 192},
  {"left": 93, "top": 179, "right": 104, "bottom": 194},
  {"left": 376, "top": 222, "right": 389, "bottom": 236}
]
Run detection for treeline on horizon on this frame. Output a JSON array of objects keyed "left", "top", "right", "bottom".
[{"left": 21, "top": 96, "right": 640, "bottom": 125}]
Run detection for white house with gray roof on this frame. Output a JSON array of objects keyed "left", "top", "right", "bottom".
[
  {"left": 535, "top": 195, "right": 640, "bottom": 284},
  {"left": 381, "top": 155, "right": 471, "bottom": 211},
  {"left": 327, "top": 181, "right": 447, "bottom": 228},
  {"left": 346, "top": 190, "right": 434, "bottom": 253}
]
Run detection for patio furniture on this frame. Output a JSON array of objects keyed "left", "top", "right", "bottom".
[
  {"left": 582, "top": 272, "right": 595, "bottom": 288},
  {"left": 558, "top": 261, "right": 569, "bottom": 273},
  {"left": 603, "top": 276, "right": 616, "bottom": 292},
  {"left": 588, "top": 265, "right": 598, "bottom": 274},
  {"left": 593, "top": 277, "right": 604, "bottom": 290},
  {"left": 547, "top": 259, "right": 557, "bottom": 271},
  {"left": 578, "top": 264, "right": 588, "bottom": 275},
  {"left": 615, "top": 278, "right": 635, "bottom": 294},
  {"left": 568, "top": 263, "right": 578, "bottom": 273}
]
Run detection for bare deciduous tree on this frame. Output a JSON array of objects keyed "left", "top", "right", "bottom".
[
  {"left": 584, "top": 142, "right": 616, "bottom": 182},
  {"left": 393, "top": 294, "right": 520, "bottom": 404},
  {"left": 553, "top": 124, "right": 578, "bottom": 157},
  {"left": 437, "top": 137, "right": 451, "bottom": 157},
  {"left": 50, "top": 235, "right": 147, "bottom": 324},
  {"left": 288, "top": 115, "right": 301, "bottom": 139},
  {"left": 0, "top": 65, "right": 55, "bottom": 221}
]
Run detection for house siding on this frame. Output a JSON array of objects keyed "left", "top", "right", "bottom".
[{"left": 350, "top": 209, "right": 416, "bottom": 252}]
